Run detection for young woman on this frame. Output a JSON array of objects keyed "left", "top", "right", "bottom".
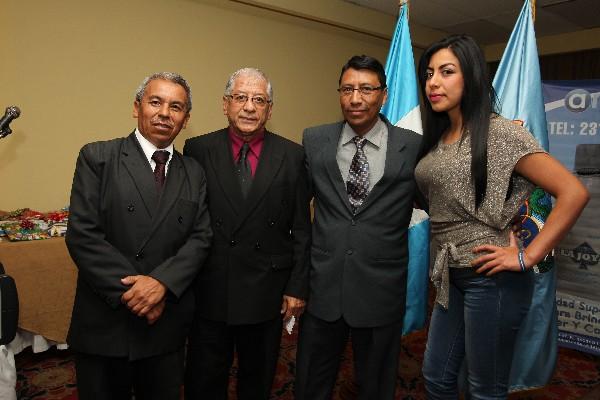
[{"left": 415, "top": 34, "right": 589, "bottom": 399}]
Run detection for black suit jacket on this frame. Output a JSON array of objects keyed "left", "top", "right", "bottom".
[
  {"left": 303, "top": 116, "right": 421, "bottom": 327},
  {"left": 183, "top": 129, "right": 310, "bottom": 325},
  {"left": 66, "top": 132, "right": 212, "bottom": 360}
]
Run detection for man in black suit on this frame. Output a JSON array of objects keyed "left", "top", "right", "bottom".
[
  {"left": 183, "top": 68, "right": 311, "bottom": 399},
  {"left": 66, "top": 72, "right": 212, "bottom": 400},
  {"left": 295, "top": 55, "right": 422, "bottom": 400}
]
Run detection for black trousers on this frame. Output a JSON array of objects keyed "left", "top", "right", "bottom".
[
  {"left": 295, "top": 312, "right": 403, "bottom": 400},
  {"left": 184, "top": 316, "right": 283, "bottom": 400},
  {"left": 74, "top": 348, "right": 184, "bottom": 400}
]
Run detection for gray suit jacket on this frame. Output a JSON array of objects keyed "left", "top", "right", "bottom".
[
  {"left": 303, "top": 116, "right": 421, "bottom": 327},
  {"left": 66, "top": 132, "right": 212, "bottom": 360}
]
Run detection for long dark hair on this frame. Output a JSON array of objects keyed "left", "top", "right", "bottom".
[{"left": 417, "top": 34, "right": 498, "bottom": 208}]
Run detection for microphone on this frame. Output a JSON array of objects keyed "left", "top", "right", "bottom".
[{"left": 0, "top": 106, "right": 21, "bottom": 138}]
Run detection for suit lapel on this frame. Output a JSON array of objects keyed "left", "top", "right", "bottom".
[
  {"left": 136, "top": 151, "right": 188, "bottom": 252},
  {"left": 149, "top": 152, "right": 186, "bottom": 232},
  {"left": 208, "top": 131, "right": 244, "bottom": 217},
  {"left": 121, "top": 133, "right": 159, "bottom": 218},
  {"left": 356, "top": 121, "right": 407, "bottom": 214},
  {"left": 323, "top": 123, "right": 354, "bottom": 214}
]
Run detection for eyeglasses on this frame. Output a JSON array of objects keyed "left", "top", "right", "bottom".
[
  {"left": 337, "top": 85, "right": 385, "bottom": 97},
  {"left": 225, "top": 93, "right": 271, "bottom": 107}
]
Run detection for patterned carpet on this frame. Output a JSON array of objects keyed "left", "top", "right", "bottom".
[{"left": 15, "top": 328, "right": 600, "bottom": 399}]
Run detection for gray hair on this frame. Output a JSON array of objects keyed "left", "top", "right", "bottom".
[
  {"left": 224, "top": 68, "right": 273, "bottom": 102},
  {"left": 135, "top": 72, "right": 192, "bottom": 112}
]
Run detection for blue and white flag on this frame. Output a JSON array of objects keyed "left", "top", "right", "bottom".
[
  {"left": 381, "top": 3, "right": 429, "bottom": 336},
  {"left": 492, "top": 0, "right": 557, "bottom": 391},
  {"left": 381, "top": 4, "right": 422, "bottom": 134}
]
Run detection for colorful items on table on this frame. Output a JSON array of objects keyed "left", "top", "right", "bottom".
[{"left": 0, "top": 208, "right": 69, "bottom": 241}]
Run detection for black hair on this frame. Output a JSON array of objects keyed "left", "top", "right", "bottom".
[
  {"left": 417, "top": 34, "right": 499, "bottom": 209},
  {"left": 339, "top": 55, "right": 387, "bottom": 88}
]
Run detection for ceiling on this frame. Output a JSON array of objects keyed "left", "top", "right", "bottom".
[{"left": 344, "top": 0, "right": 600, "bottom": 45}]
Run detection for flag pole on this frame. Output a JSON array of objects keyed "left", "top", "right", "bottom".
[{"left": 399, "top": 0, "right": 409, "bottom": 19}]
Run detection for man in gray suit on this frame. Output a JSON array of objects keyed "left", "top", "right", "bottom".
[
  {"left": 66, "top": 72, "right": 211, "bottom": 399},
  {"left": 295, "top": 55, "right": 422, "bottom": 400}
]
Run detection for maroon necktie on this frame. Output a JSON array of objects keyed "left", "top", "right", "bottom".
[{"left": 151, "top": 150, "right": 170, "bottom": 190}]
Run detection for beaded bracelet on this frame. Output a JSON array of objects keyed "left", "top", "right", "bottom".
[{"left": 518, "top": 250, "right": 527, "bottom": 272}]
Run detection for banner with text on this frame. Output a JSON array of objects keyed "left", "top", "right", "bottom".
[{"left": 544, "top": 80, "right": 600, "bottom": 354}]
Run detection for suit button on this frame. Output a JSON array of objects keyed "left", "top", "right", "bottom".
[
  {"left": 127, "top": 204, "right": 135, "bottom": 212},
  {"left": 230, "top": 240, "right": 236, "bottom": 247},
  {"left": 135, "top": 252, "right": 144, "bottom": 261},
  {"left": 178, "top": 216, "right": 183, "bottom": 223},
  {"left": 268, "top": 220, "right": 275, "bottom": 227},
  {"left": 254, "top": 242, "right": 261, "bottom": 250},
  {"left": 215, "top": 219, "right": 222, "bottom": 227},
  {"left": 347, "top": 249, "right": 353, "bottom": 255}
]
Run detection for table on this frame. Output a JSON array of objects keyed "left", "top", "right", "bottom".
[{"left": 0, "top": 237, "right": 76, "bottom": 343}]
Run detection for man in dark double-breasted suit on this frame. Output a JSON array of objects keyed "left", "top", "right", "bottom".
[
  {"left": 295, "top": 56, "right": 422, "bottom": 400},
  {"left": 66, "top": 72, "right": 212, "bottom": 400},
  {"left": 183, "top": 68, "right": 311, "bottom": 400}
]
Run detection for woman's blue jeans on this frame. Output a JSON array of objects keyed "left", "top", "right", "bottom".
[{"left": 422, "top": 267, "right": 533, "bottom": 400}]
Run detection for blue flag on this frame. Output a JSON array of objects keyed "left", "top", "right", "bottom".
[
  {"left": 381, "top": 4, "right": 429, "bottom": 336},
  {"left": 492, "top": 0, "right": 557, "bottom": 391},
  {"left": 381, "top": 5, "right": 422, "bottom": 134}
]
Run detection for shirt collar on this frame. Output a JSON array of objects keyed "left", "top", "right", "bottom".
[
  {"left": 341, "top": 116, "right": 385, "bottom": 148},
  {"left": 134, "top": 128, "right": 174, "bottom": 163},
  {"left": 228, "top": 127, "right": 265, "bottom": 156}
]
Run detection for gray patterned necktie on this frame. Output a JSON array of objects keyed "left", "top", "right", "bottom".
[
  {"left": 346, "top": 136, "right": 369, "bottom": 213},
  {"left": 236, "top": 142, "right": 252, "bottom": 198}
]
